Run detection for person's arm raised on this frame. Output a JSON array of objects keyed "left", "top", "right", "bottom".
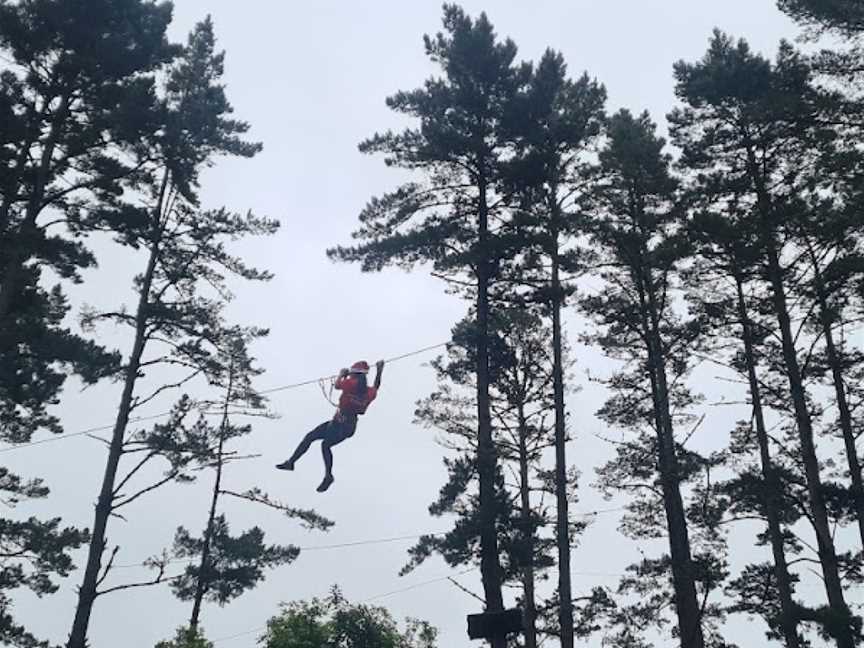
[{"left": 373, "top": 360, "right": 384, "bottom": 390}]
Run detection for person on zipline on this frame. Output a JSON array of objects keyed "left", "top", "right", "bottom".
[{"left": 276, "top": 359, "right": 384, "bottom": 492}]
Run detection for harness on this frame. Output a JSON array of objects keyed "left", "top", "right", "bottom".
[{"left": 319, "top": 377, "right": 369, "bottom": 419}]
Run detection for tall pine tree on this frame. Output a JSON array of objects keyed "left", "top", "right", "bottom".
[
  {"left": 170, "top": 330, "right": 332, "bottom": 632},
  {"left": 67, "top": 18, "right": 278, "bottom": 648},
  {"left": 504, "top": 50, "right": 606, "bottom": 648},
  {"left": 669, "top": 32, "right": 860, "bottom": 647},
  {"left": 0, "top": 3, "right": 174, "bottom": 644},
  {"left": 685, "top": 208, "right": 807, "bottom": 647},
  {"left": 581, "top": 110, "right": 707, "bottom": 648},
  {"left": 406, "top": 310, "right": 564, "bottom": 647},
  {"left": 328, "top": 7, "right": 529, "bottom": 645},
  {"left": 0, "top": 0, "right": 174, "bottom": 436}
]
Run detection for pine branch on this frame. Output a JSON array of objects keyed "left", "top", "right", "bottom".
[
  {"left": 97, "top": 567, "right": 182, "bottom": 597},
  {"left": 219, "top": 488, "right": 334, "bottom": 530},
  {"left": 132, "top": 372, "right": 203, "bottom": 410},
  {"left": 112, "top": 451, "right": 158, "bottom": 497},
  {"left": 113, "top": 471, "right": 185, "bottom": 510},
  {"left": 95, "top": 546, "right": 119, "bottom": 589}
]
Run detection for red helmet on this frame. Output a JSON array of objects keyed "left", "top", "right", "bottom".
[{"left": 349, "top": 360, "right": 370, "bottom": 374}]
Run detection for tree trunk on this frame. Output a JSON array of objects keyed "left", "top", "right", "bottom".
[
  {"left": 516, "top": 401, "right": 538, "bottom": 648},
  {"left": 641, "top": 276, "right": 705, "bottom": 648},
  {"left": 67, "top": 171, "right": 168, "bottom": 648},
  {"left": 804, "top": 241, "right": 864, "bottom": 549},
  {"left": 67, "top": 240, "right": 160, "bottom": 648},
  {"left": 733, "top": 273, "right": 801, "bottom": 648},
  {"left": 764, "top": 241, "right": 855, "bottom": 648},
  {"left": 189, "top": 366, "right": 235, "bottom": 631},
  {"left": 550, "top": 233, "right": 574, "bottom": 648},
  {"left": 744, "top": 141, "right": 855, "bottom": 648},
  {"left": 647, "top": 346, "right": 706, "bottom": 648},
  {"left": 476, "top": 175, "right": 507, "bottom": 648}
]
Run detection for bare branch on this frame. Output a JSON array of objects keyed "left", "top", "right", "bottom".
[
  {"left": 96, "top": 567, "right": 183, "bottom": 597},
  {"left": 95, "top": 546, "right": 119, "bottom": 589},
  {"left": 113, "top": 471, "right": 186, "bottom": 510},
  {"left": 112, "top": 450, "right": 158, "bottom": 498}
]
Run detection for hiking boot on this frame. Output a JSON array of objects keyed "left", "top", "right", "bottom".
[{"left": 316, "top": 474, "right": 334, "bottom": 492}]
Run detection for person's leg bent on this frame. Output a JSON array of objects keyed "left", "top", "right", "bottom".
[{"left": 277, "top": 421, "right": 330, "bottom": 470}]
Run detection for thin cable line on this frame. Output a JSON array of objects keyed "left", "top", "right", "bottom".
[
  {"left": 209, "top": 567, "right": 478, "bottom": 644},
  {"left": 110, "top": 508, "right": 625, "bottom": 570},
  {"left": 300, "top": 532, "right": 443, "bottom": 552},
  {"left": 111, "top": 532, "right": 449, "bottom": 569},
  {"left": 257, "top": 342, "right": 447, "bottom": 395},
  {"left": 360, "top": 567, "right": 477, "bottom": 603},
  {"left": 0, "top": 342, "right": 448, "bottom": 454}
]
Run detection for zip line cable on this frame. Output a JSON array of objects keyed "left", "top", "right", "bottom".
[
  {"left": 111, "top": 532, "right": 449, "bottom": 570},
  {"left": 208, "top": 562, "right": 639, "bottom": 644},
  {"left": 256, "top": 342, "right": 448, "bottom": 396},
  {"left": 107, "top": 510, "right": 632, "bottom": 641},
  {"left": 205, "top": 551, "right": 848, "bottom": 645},
  {"left": 360, "top": 567, "right": 477, "bottom": 603},
  {"left": 110, "top": 507, "right": 628, "bottom": 570},
  {"left": 209, "top": 567, "right": 479, "bottom": 644},
  {"left": 0, "top": 342, "right": 449, "bottom": 454}
]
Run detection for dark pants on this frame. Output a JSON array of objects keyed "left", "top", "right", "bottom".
[{"left": 287, "top": 415, "right": 358, "bottom": 478}]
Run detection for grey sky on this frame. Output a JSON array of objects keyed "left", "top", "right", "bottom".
[{"left": 11, "top": 1, "right": 858, "bottom": 647}]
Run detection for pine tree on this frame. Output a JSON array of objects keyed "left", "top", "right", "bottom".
[
  {"left": 0, "top": 469, "right": 88, "bottom": 648},
  {"left": 781, "top": 0, "right": 864, "bottom": 550},
  {"left": 685, "top": 208, "right": 806, "bottom": 647},
  {"left": 327, "top": 7, "right": 529, "bottom": 645},
  {"left": 406, "top": 310, "right": 565, "bottom": 647},
  {"left": 580, "top": 109, "right": 707, "bottom": 648},
  {"left": 777, "top": 0, "right": 864, "bottom": 35},
  {"left": 0, "top": 0, "right": 175, "bottom": 323},
  {"left": 794, "top": 194, "right": 864, "bottom": 550},
  {"left": 0, "top": 0, "right": 174, "bottom": 435},
  {"left": 0, "top": 4, "right": 174, "bottom": 644},
  {"left": 778, "top": 0, "right": 864, "bottom": 130},
  {"left": 169, "top": 331, "right": 333, "bottom": 632},
  {"left": 503, "top": 50, "right": 606, "bottom": 648},
  {"left": 67, "top": 19, "right": 278, "bottom": 648},
  {"left": 669, "top": 31, "right": 860, "bottom": 647}
]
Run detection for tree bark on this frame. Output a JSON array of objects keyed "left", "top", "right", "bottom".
[
  {"left": 646, "top": 344, "right": 706, "bottom": 648},
  {"left": 476, "top": 174, "right": 507, "bottom": 648},
  {"left": 733, "top": 272, "right": 801, "bottom": 648},
  {"left": 764, "top": 240, "right": 855, "bottom": 648},
  {"left": 639, "top": 264, "right": 705, "bottom": 648},
  {"left": 550, "top": 228, "right": 574, "bottom": 648},
  {"left": 67, "top": 239, "right": 159, "bottom": 648},
  {"left": 516, "top": 400, "right": 538, "bottom": 648},
  {"left": 189, "top": 365, "right": 235, "bottom": 631},
  {"left": 744, "top": 141, "right": 854, "bottom": 648},
  {"left": 804, "top": 240, "right": 864, "bottom": 549},
  {"left": 67, "top": 172, "right": 168, "bottom": 648}
]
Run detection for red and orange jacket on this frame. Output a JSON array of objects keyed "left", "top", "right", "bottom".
[{"left": 334, "top": 375, "right": 378, "bottom": 416}]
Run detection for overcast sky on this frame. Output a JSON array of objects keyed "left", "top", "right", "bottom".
[{"left": 11, "top": 2, "right": 860, "bottom": 647}]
